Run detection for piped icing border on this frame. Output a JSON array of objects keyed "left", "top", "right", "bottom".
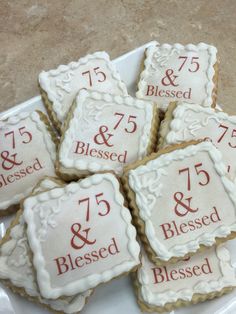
[
  {"left": 136, "top": 42, "right": 218, "bottom": 109},
  {"left": 136, "top": 244, "right": 236, "bottom": 309},
  {"left": 127, "top": 141, "right": 236, "bottom": 261},
  {"left": 0, "top": 111, "right": 57, "bottom": 211},
  {"left": 166, "top": 103, "right": 236, "bottom": 144},
  {"left": 39, "top": 51, "right": 128, "bottom": 123},
  {"left": 23, "top": 173, "right": 140, "bottom": 299},
  {"left": 58, "top": 89, "right": 155, "bottom": 175}
]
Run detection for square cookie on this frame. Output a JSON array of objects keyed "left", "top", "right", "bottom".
[
  {"left": 0, "top": 177, "right": 92, "bottom": 314},
  {"left": 134, "top": 245, "right": 236, "bottom": 312},
  {"left": 39, "top": 51, "right": 128, "bottom": 130},
  {"left": 136, "top": 42, "right": 218, "bottom": 111},
  {"left": 0, "top": 111, "right": 57, "bottom": 216},
  {"left": 159, "top": 102, "right": 236, "bottom": 181},
  {"left": 23, "top": 173, "right": 140, "bottom": 299},
  {"left": 57, "top": 89, "right": 158, "bottom": 179},
  {"left": 123, "top": 141, "right": 236, "bottom": 265}
]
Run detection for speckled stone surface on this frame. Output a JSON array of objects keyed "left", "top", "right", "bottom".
[{"left": 0, "top": 0, "right": 236, "bottom": 114}]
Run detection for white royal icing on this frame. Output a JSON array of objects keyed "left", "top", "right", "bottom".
[
  {"left": 23, "top": 173, "right": 140, "bottom": 299},
  {"left": 39, "top": 51, "right": 128, "bottom": 123},
  {"left": 136, "top": 42, "right": 217, "bottom": 110},
  {"left": 59, "top": 89, "right": 154, "bottom": 176},
  {"left": 137, "top": 244, "right": 236, "bottom": 307},
  {"left": 166, "top": 103, "right": 236, "bottom": 181},
  {"left": 0, "top": 111, "right": 56, "bottom": 211},
  {"left": 128, "top": 141, "right": 236, "bottom": 261},
  {"left": 0, "top": 178, "right": 92, "bottom": 314}
]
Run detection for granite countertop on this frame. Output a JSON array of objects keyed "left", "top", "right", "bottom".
[{"left": 0, "top": 0, "right": 235, "bottom": 113}]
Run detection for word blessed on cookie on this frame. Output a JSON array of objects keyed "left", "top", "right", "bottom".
[
  {"left": 54, "top": 237, "right": 120, "bottom": 275},
  {"left": 74, "top": 112, "right": 138, "bottom": 163},
  {"left": 152, "top": 256, "right": 212, "bottom": 284},
  {"left": 160, "top": 163, "right": 221, "bottom": 240},
  {"left": 146, "top": 56, "right": 201, "bottom": 99},
  {"left": 53, "top": 193, "right": 121, "bottom": 275},
  {"left": 0, "top": 127, "right": 45, "bottom": 187}
]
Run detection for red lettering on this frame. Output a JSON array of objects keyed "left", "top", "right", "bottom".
[
  {"left": 160, "top": 207, "right": 221, "bottom": 240},
  {"left": 77, "top": 193, "right": 111, "bottom": 224},
  {"left": 73, "top": 141, "right": 127, "bottom": 164},
  {"left": 180, "top": 222, "right": 188, "bottom": 233},
  {"left": 152, "top": 267, "right": 164, "bottom": 284},
  {"left": 176, "top": 90, "right": 183, "bottom": 98},
  {"left": 99, "top": 247, "right": 108, "bottom": 259},
  {"left": 202, "top": 215, "right": 210, "bottom": 226},
  {"left": 178, "top": 56, "right": 200, "bottom": 72},
  {"left": 152, "top": 257, "right": 213, "bottom": 285},
  {"left": 160, "top": 223, "right": 174, "bottom": 240},
  {"left": 192, "top": 265, "right": 201, "bottom": 276},
  {"left": 75, "top": 256, "right": 84, "bottom": 268},
  {"left": 0, "top": 158, "right": 44, "bottom": 189},
  {"left": 74, "top": 141, "right": 85, "bottom": 154},
  {"left": 54, "top": 256, "right": 69, "bottom": 275},
  {"left": 202, "top": 258, "right": 212, "bottom": 274},
  {"left": 108, "top": 237, "right": 120, "bottom": 255},
  {"left": 81, "top": 67, "right": 106, "bottom": 87},
  {"left": 3, "top": 127, "right": 32, "bottom": 150},
  {"left": 170, "top": 269, "right": 178, "bottom": 280},
  {"left": 90, "top": 148, "right": 97, "bottom": 157},
  {"left": 217, "top": 124, "right": 236, "bottom": 148},
  {"left": 146, "top": 85, "right": 155, "bottom": 96},
  {"left": 178, "top": 163, "right": 210, "bottom": 191},
  {"left": 26, "top": 165, "right": 33, "bottom": 174},
  {"left": 110, "top": 152, "right": 117, "bottom": 161},
  {"left": 53, "top": 237, "right": 120, "bottom": 275}
]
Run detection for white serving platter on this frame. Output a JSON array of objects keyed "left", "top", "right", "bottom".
[{"left": 1, "top": 41, "right": 236, "bottom": 314}]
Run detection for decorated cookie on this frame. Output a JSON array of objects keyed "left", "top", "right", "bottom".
[
  {"left": 57, "top": 89, "right": 158, "bottom": 179},
  {"left": 23, "top": 173, "right": 140, "bottom": 299},
  {"left": 159, "top": 102, "right": 236, "bottom": 181},
  {"left": 0, "top": 177, "right": 92, "bottom": 314},
  {"left": 134, "top": 245, "right": 236, "bottom": 313},
  {"left": 136, "top": 42, "right": 218, "bottom": 111},
  {"left": 122, "top": 141, "right": 236, "bottom": 265},
  {"left": 39, "top": 51, "right": 128, "bottom": 130},
  {"left": 0, "top": 111, "right": 57, "bottom": 216}
]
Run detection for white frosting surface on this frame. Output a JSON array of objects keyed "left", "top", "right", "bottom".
[
  {"left": 23, "top": 173, "right": 140, "bottom": 299},
  {"left": 0, "top": 178, "right": 91, "bottom": 314},
  {"left": 137, "top": 245, "right": 236, "bottom": 307},
  {"left": 136, "top": 43, "right": 217, "bottom": 110},
  {"left": 0, "top": 111, "right": 56, "bottom": 211},
  {"left": 128, "top": 141, "right": 236, "bottom": 261},
  {"left": 39, "top": 51, "right": 128, "bottom": 123},
  {"left": 59, "top": 89, "right": 154, "bottom": 175},
  {"left": 166, "top": 103, "right": 236, "bottom": 181}
]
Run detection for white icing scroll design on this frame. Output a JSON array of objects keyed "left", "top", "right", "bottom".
[
  {"left": 216, "top": 244, "right": 235, "bottom": 280},
  {"left": 129, "top": 168, "right": 167, "bottom": 217},
  {"left": 151, "top": 47, "right": 178, "bottom": 70},
  {"left": 82, "top": 100, "right": 112, "bottom": 125},
  {"left": 8, "top": 237, "right": 30, "bottom": 269},
  {"left": 182, "top": 113, "right": 221, "bottom": 138},
  {"left": 0, "top": 216, "right": 35, "bottom": 284},
  {"left": 55, "top": 71, "right": 75, "bottom": 101},
  {"left": 34, "top": 202, "right": 61, "bottom": 242},
  {"left": 34, "top": 191, "right": 73, "bottom": 242}
]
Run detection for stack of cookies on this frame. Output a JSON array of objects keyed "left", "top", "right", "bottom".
[{"left": 1, "top": 42, "right": 236, "bottom": 314}]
